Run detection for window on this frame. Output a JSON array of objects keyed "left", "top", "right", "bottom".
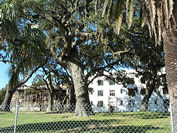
[
  {"left": 110, "top": 90, "right": 115, "bottom": 96},
  {"left": 88, "top": 87, "right": 94, "bottom": 94},
  {"left": 97, "top": 101, "right": 104, "bottom": 107},
  {"left": 128, "top": 100, "right": 135, "bottom": 107},
  {"left": 120, "top": 100, "right": 123, "bottom": 105},
  {"left": 163, "top": 88, "right": 168, "bottom": 94},
  {"left": 163, "top": 99, "right": 169, "bottom": 107},
  {"left": 163, "top": 99, "right": 169, "bottom": 112},
  {"left": 120, "top": 89, "right": 124, "bottom": 94},
  {"left": 98, "top": 80, "right": 103, "bottom": 86},
  {"left": 98, "top": 90, "right": 103, "bottom": 96},
  {"left": 154, "top": 99, "right": 158, "bottom": 105},
  {"left": 32, "top": 95, "right": 36, "bottom": 102},
  {"left": 90, "top": 101, "right": 93, "bottom": 105},
  {"left": 19, "top": 93, "right": 24, "bottom": 99},
  {"left": 109, "top": 80, "right": 115, "bottom": 85},
  {"left": 109, "top": 106, "right": 115, "bottom": 112}
]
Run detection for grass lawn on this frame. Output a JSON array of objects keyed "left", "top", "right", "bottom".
[{"left": 0, "top": 111, "right": 171, "bottom": 133}]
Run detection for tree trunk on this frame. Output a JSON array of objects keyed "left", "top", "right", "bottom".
[
  {"left": 141, "top": 86, "right": 154, "bottom": 111},
  {"left": 67, "top": 61, "right": 94, "bottom": 116},
  {"left": 0, "top": 86, "right": 16, "bottom": 112},
  {"left": 68, "top": 85, "right": 76, "bottom": 111},
  {"left": 141, "top": 95, "right": 150, "bottom": 111},
  {"left": 46, "top": 92, "right": 54, "bottom": 112},
  {"left": 163, "top": 27, "right": 177, "bottom": 132}
]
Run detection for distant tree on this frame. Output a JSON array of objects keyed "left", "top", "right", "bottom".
[
  {"left": 126, "top": 20, "right": 167, "bottom": 111},
  {"left": 135, "top": 43, "right": 166, "bottom": 111},
  {"left": 0, "top": 88, "right": 6, "bottom": 105},
  {"left": 32, "top": 61, "right": 73, "bottom": 112}
]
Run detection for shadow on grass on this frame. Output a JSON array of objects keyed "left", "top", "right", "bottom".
[
  {"left": 101, "top": 112, "right": 170, "bottom": 119},
  {"left": 0, "top": 119, "right": 163, "bottom": 133}
]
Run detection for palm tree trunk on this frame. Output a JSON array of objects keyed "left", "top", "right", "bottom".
[
  {"left": 0, "top": 86, "right": 16, "bottom": 111},
  {"left": 163, "top": 28, "right": 177, "bottom": 132},
  {"left": 67, "top": 61, "right": 94, "bottom": 116}
]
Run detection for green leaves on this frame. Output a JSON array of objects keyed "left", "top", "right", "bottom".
[{"left": 0, "top": 0, "right": 16, "bottom": 20}]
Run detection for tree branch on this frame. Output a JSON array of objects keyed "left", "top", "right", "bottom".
[
  {"left": 18, "top": 59, "right": 48, "bottom": 88},
  {"left": 113, "top": 48, "right": 131, "bottom": 56}
]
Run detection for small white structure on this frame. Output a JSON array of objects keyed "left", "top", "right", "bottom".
[{"left": 89, "top": 70, "right": 169, "bottom": 112}]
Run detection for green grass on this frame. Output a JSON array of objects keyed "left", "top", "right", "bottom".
[{"left": 0, "top": 111, "right": 171, "bottom": 133}]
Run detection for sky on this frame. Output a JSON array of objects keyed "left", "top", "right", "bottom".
[
  {"left": 0, "top": 62, "right": 10, "bottom": 89},
  {"left": 0, "top": 62, "right": 37, "bottom": 90}
]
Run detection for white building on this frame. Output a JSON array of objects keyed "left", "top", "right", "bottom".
[{"left": 89, "top": 70, "right": 169, "bottom": 112}]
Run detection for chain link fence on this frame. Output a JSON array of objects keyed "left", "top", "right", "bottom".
[{"left": 0, "top": 102, "right": 173, "bottom": 133}]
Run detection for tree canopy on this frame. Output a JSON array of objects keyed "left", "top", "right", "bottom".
[{"left": 0, "top": 0, "right": 176, "bottom": 120}]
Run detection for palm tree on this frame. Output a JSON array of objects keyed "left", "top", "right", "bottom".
[
  {"left": 0, "top": 58, "right": 48, "bottom": 112},
  {"left": 0, "top": 3, "right": 49, "bottom": 111},
  {"left": 0, "top": 64, "right": 20, "bottom": 111},
  {"left": 100, "top": 0, "right": 177, "bottom": 131}
]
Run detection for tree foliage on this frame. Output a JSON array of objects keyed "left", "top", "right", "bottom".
[
  {"left": 100, "top": 0, "right": 175, "bottom": 44},
  {"left": 0, "top": 0, "right": 174, "bottom": 117}
]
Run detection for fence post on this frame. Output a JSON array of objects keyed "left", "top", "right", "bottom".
[
  {"left": 14, "top": 91, "right": 19, "bottom": 133},
  {"left": 170, "top": 102, "right": 175, "bottom": 133}
]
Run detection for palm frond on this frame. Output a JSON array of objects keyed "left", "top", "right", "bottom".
[
  {"left": 113, "top": 0, "right": 125, "bottom": 35},
  {"left": 106, "top": 0, "right": 113, "bottom": 24},
  {"left": 102, "top": 0, "right": 109, "bottom": 18},
  {"left": 168, "top": 0, "right": 173, "bottom": 19},
  {"left": 113, "top": 0, "right": 125, "bottom": 18},
  {"left": 95, "top": 0, "right": 99, "bottom": 15},
  {"left": 146, "top": 20, "right": 152, "bottom": 38},
  {"left": 157, "top": 5, "right": 162, "bottom": 44},
  {"left": 126, "top": 0, "right": 135, "bottom": 29},
  {"left": 145, "top": 0, "right": 156, "bottom": 31},
  {"left": 139, "top": 4, "right": 146, "bottom": 27},
  {"left": 126, "top": 0, "right": 130, "bottom": 11},
  {"left": 114, "top": 14, "right": 123, "bottom": 35},
  {"left": 163, "top": 0, "right": 169, "bottom": 29},
  {"left": 106, "top": 0, "right": 175, "bottom": 43}
]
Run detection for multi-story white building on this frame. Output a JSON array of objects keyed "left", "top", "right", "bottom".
[{"left": 89, "top": 70, "right": 169, "bottom": 112}]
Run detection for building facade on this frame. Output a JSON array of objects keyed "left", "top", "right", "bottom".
[
  {"left": 11, "top": 85, "right": 67, "bottom": 111},
  {"left": 10, "top": 70, "right": 169, "bottom": 112},
  {"left": 89, "top": 71, "right": 169, "bottom": 112}
]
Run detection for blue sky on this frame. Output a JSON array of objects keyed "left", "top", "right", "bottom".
[
  {"left": 0, "top": 62, "right": 10, "bottom": 89},
  {"left": 0, "top": 62, "right": 37, "bottom": 90}
]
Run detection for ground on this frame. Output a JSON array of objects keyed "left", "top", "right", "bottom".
[{"left": 0, "top": 111, "right": 171, "bottom": 133}]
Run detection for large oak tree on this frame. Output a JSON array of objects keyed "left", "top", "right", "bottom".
[{"left": 1, "top": 0, "right": 137, "bottom": 116}]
